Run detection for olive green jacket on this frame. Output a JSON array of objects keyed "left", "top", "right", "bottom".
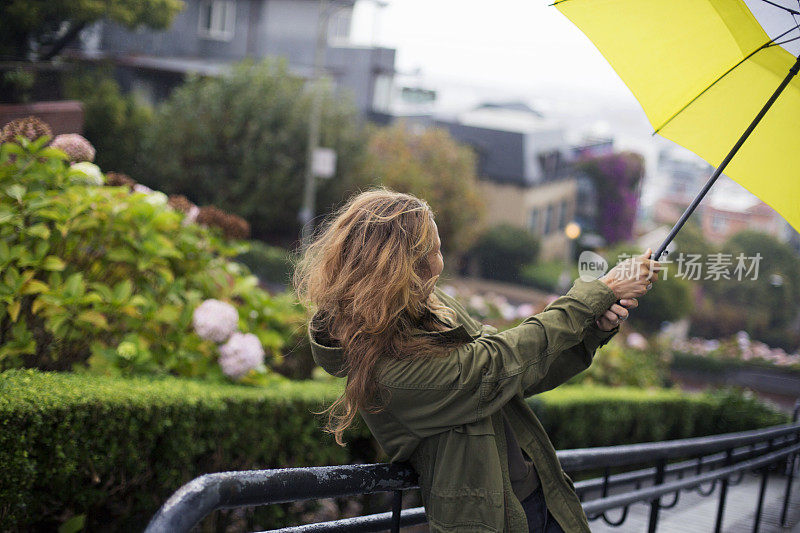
[{"left": 309, "top": 278, "right": 620, "bottom": 532}]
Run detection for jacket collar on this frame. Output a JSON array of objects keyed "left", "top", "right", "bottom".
[{"left": 309, "top": 311, "right": 479, "bottom": 378}]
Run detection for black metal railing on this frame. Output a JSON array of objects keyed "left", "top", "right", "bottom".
[{"left": 145, "top": 401, "right": 800, "bottom": 533}]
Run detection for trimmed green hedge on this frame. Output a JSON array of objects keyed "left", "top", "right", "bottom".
[
  {"left": 0, "top": 371, "right": 787, "bottom": 531},
  {"left": 532, "top": 386, "right": 788, "bottom": 449}
]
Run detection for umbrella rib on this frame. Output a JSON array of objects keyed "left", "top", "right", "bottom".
[
  {"left": 759, "top": 0, "right": 800, "bottom": 16},
  {"left": 654, "top": 24, "right": 800, "bottom": 135}
]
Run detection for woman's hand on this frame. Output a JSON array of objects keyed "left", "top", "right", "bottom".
[
  {"left": 599, "top": 248, "right": 660, "bottom": 300},
  {"left": 595, "top": 298, "right": 638, "bottom": 330}
]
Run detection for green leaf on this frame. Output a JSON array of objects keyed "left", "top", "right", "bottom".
[
  {"left": 21, "top": 279, "right": 49, "bottom": 295},
  {"left": 39, "top": 147, "right": 70, "bottom": 161},
  {"left": 63, "top": 272, "right": 85, "bottom": 298},
  {"left": 113, "top": 280, "right": 133, "bottom": 302},
  {"left": 5, "top": 184, "right": 26, "bottom": 202},
  {"left": 58, "top": 514, "right": 86, "bottom": 533},
  {"left": 77, "top": 311, "right": 108, "bottom": 329},
  {"left": 41, "top": 256, "right": 66, "bottom": 271},
  {"left": 8, "top": 300, "right": 20, "bottom": 322},
  {"left": 26, "top": 223, "right": 51, "bottom": 240}
]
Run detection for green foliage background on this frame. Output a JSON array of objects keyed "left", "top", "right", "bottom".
[
  {"left": 63, "top": 66, "right": 154, "bottom": 179},
  {"left": 0, "top": 137, "right": 305, "bottom": 378},
  {"left": 471, "top": 224, "right": 541, "bottom": 283},
  {"left": 140, "top": 58, "right": 369, "bottom": 243},
  {"left": 0, "top": 369, "right": 786, "bottom": 531}
]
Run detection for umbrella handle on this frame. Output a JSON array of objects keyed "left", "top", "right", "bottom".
[{"left": 652, "top": 54, "right": 800, "bottom": 262}]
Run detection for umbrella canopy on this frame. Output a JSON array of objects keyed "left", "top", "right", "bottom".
[{"left": 555, "top": 0, "right": 800, "bottom": 238}]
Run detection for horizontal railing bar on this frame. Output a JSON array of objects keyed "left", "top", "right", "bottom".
[
  {"left": 145, "top": 421, "right": 800, "bottom": 533},
  {"left": 582, "top": 441, "right": 800, "bottom": 514},
  {"left": 561, "top": 422, "right": 800, "bottom": 471},
  {"left": 260, "top": 507, "right": 427, "bottom": 533},
  {"left": 573, "top": 438, "right": 782, "bottom": 494},
  {"left": 144, "top": 464, "right": 419, "bottom": 533}
]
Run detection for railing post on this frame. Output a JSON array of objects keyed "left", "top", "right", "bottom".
[
  {"left": 752, "top": 438, "right": 774, "bottom": 533},
  {"left": 391, "top": 490, "right": 402, "bottom": 533},
  {"left": 779, "top": 401, "right": 800, "bottom": 527},
  {"left": 714, "top": 449, "right": 733, "bottom": 533},
  {"left": 647, "top": 459, "right": 666, "bottom": 533}
]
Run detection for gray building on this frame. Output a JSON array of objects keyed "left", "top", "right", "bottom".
[
  {"left": 75, "top": 0, "right": 396, "bottom": 115},
  {"left": 431, "top": 103, "right": 580, "bottom": 261}
]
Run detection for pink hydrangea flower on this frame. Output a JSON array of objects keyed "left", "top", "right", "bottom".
[
  {"left": 218, "top": 332, "right": 266, "bottom": 378},
  {"left": 50, "top": 134, "right": 96, "bottom": 163},
  {"left": 192, "top": 299, "right": 239, "bottom": 343}
]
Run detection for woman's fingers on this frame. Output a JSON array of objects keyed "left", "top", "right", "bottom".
[
  {"left": 610, "top": 303, "right": 629, "bottom": 320},
  {"left": 620, "top": 298, "right": 638, "bottom": 309},
  {"left": 596, "top": 316, "right": 617, "bottom": 331}
]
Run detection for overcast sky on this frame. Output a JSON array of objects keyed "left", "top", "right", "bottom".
[{"left": 351, "top": 0, "right": 641, "bottom": 102}]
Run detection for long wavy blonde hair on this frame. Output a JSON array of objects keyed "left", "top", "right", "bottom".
[{"left": 294, "top": 188, "right": 466, "bottom": 445}]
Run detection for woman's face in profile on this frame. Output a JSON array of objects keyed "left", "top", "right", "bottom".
[{"left": 426, "top": 219, "right": 444, "bottom": 282}]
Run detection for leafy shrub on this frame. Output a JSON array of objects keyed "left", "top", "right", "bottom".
[
  {"left": 0, "top": 137, "right": 304, "bottom": 379},
  {"left": 690, "top": 231, "right": 800, "bottom": 350},
  {"left": 567, "top": 337, "right": 670, "bottom": 388},
  {"left": 471, "top": 224, "right": 540, "bottom": 283},
  {"left": 141, "top": 57, "right": 369, "bottom": 242},
  {"left": 0, "top": 370, "right": 787, "bottom": 531},
  {"left": 0, "top": 369, "right": 372, "bottom": 531},
  {"left": 235, "top": 240, "right": 296, "bottom": 287},
  {"left": 604, "top": 243, "right": 694, "bottom": 332},
  {"left": 532, "top": 385, "right": 787, "bottom": 449},
  {"left": 520, "top": 261, "right": 578, "bottom": 292},
  {"left": 362, "top": 122, "right": 486, "bottom": 259},
  {"left": 63, "top": 66, "right": 154, "bottom": 179}
]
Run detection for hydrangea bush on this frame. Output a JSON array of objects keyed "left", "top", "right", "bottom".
[{"left": 0, "top": 134, "right": 304, "bottom": 382}]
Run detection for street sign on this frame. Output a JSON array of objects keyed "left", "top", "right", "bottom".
[{"left": 312, "top": 147, "right": 337, "bottom": 179}]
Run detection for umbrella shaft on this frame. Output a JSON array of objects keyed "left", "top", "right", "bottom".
[{"left": 654, "top": 54, "right": 800, "bottom": 261}]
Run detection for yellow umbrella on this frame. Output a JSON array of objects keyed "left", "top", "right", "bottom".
[{"left": 554, "top": 0, "right": 800, "bottom": 258}]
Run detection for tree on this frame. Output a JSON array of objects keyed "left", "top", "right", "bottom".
[
  {"left": 605, "top": 243, "right": 693, "bottom": 332},
  {"left": 692, "top": 230, "right": 800, "bottom": 349},
  {"left": 0, "top": 0, "right": 184, "bottom": 61},
  {"left": 62, "top": 66, "right": 154, "bottom": 178},
  {"left": 361, "top": 121, "right": 485, "bottom": 260},
  {"left": 578, "top": 151, "right": 645, "bottom": 245},
  {"left": 471, "top": 224, "right": 540, "bottom": 283},
  {"left": 140, "top": 58, "right": 369, "bottom": 243}
]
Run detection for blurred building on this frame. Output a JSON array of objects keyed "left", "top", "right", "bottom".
[
  {"left": 702, "top": 178, "right": 788, "bottom": 244},
  {"left": 649, "top": 147, "right": 795, "bottom": 246},
  {"left": 432, "top": 102, "right": 578, "bottom": 262},
  {"left": 651, "top": 147, "right": 713, "bottom": 227},
  {"left": 71, "top": 0, "right": 395, "bottom": 116}
]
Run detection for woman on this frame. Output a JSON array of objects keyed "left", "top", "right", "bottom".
[{"left": 294, "top": 189, "right": 658, "bottom": 532}]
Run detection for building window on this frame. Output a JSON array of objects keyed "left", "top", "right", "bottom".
[
  {"left": 544, "top": 204, "right": 554, "bottom": 235},
  {"left": 528, "top": 208, "right": 540, "bottom": 235},
  {"left": 711, "top": 213, "right": 727, "bottom": 232},
  {"left": 372, "top": 73, "right": 393, "bottom": 113},
  {"left": 559, "top": 199, "right": 569, "bottom": 230},
  {"left": 327, "top": 7, "right": 353, "bottom": 45},
  {"left": 538, "top": 150, "right": 563, "bottom": 181},
  {"left": 198, "top": 0, "right": 236, "bottom": 41}
]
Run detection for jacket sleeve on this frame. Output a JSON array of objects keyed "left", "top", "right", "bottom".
[
  {"left": 521, "top": 320, "right": 619, "bottom": 397},
  {"left": 379, "top": 278, "right": 619, "bottom": 437}
]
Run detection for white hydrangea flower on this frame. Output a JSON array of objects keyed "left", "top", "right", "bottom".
[
  {"left": 51, "top": 133, "right": 96, "bottom": 163},
  {"left": 181, "top": 204, "right": 200, "bottom": 226},
  {"left": 68, "top": 162, "right": 104, "bottom": 186},
  {"left": 133, "top": 183, "right": 154, "bottom": 195},
  {"left": 192, "top": 299, "right": 239, "bottom": 343},
  {"left": 144, "top": 190, "right": 168, "bottom": 206},
  {"left": 218, "top": 332, "right": 266, "bottom": 378}
]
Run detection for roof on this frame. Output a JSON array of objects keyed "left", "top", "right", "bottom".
[{"left": 433, "top": 119, "right": 527, "bottom": 185}]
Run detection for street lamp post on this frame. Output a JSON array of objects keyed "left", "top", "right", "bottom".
[{"left": 299, "top": 0, "right": 330, "bottom": 242}]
